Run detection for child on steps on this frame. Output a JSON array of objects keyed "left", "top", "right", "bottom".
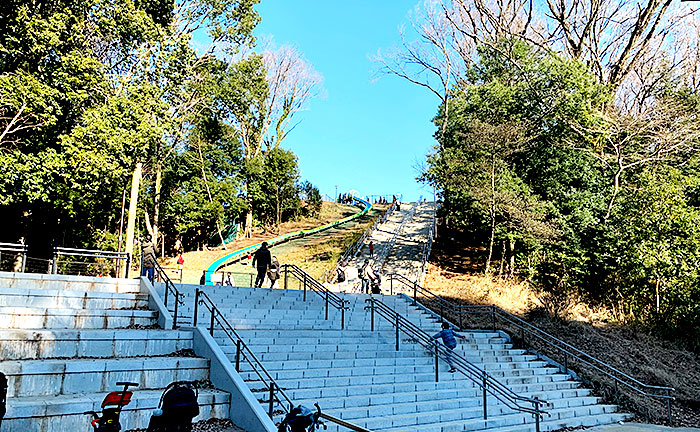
[{"left": 432, "top": 322, "right": 466, "bottom": 373}]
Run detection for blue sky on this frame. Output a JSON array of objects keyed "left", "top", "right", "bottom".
[{"left": 253, "top": 1, "right": 439, "bottom": 202}]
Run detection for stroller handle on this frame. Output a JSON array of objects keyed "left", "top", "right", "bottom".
[{"left": 116, "top": 382, "right": 139, "bottom": 387}]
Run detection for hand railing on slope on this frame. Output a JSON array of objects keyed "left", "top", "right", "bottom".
[
  {"left": 323, "top": 200, "right": 398, "bottom": 283},
  {"left": 153, "top": 260, "right": 185, "bottom": 329},
  {"left": 364, "top": 296, "right": 547, "bottom": 431},
  {"left": 373, "top": 201, "right": 418, "bottom": 271},
  {"left": 193, "top": 289, "right": 371, "bottom": 432},
  {"left": 386, "top": 273, "right": 676, "bottom": 425},
  {"left": 281, "top": 264, "right": 350, "bottom": 329}
]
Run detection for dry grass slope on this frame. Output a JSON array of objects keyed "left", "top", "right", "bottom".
[{"left": 425, "top": 236, "right": 700, "bottom": 427}]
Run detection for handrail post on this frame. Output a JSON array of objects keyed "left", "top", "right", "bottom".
[
  {"left": 325, "top": 290, "right": 329, "bottom": 320},
  {"left": 164, "top": 278, "right": 169, "bottom": 307},
  {"left": 341, "top": 302, "right": 345, "bottom": 330},
  {"left": 395, "top": 315, "right": 400, "bottom": 351},
  {"left": 249, "top": 273, "right": 253, "bottom": 287},
  {"left": 491, "top": 305, "right": 496, "bottom": 331},
  {"left": 370, "top": 300, "right": 375, "bottom": 332},
  {"left": 124, "top": 253, "right": 130, "bottom": 278},
  {"left": 303, "top": 273, "right": 307, "bottom": 301},
  {"left": 209, "top": 307, "right": 216, "bottom": 336},
  {"left": 458, "top": 305, "right": 463, "bottom": 330},
  {"left": 268, "top": 382, "right": 275, "bottom": 418},
  {"left": 390, "top": 276, "right": 393, "bottom": 295},
  {"left": 440, "top": 302, "right": 444, "bottom": 321},
  {"left": 666, "top": 388, "right": 673, "bottom": 426},
  {"left": 172, "top": 288, "right": 179, "bottom": 329},
  {"left": 434, "top": 344, "right": 439, "bottom": 382},
  {"left": 413, "top": 283, "right": 417, "bottom": 305},
  {"left": 284, "top": 267, "right": 288, "bottom": 289},
  {"left": 534, "top": 397, "right": 540, "bottom": 432},
  {"left": 193, "top": 289, "right": 200, "bottom": 327},
  {"left": 235, "top": 339, "right": 241, "bottom": 372},
  {"left": 52, "top": 248, "right": 58, "bottom": 274},
  {"left": 482, "top": 371, "right": 488, "bottom": 420}
]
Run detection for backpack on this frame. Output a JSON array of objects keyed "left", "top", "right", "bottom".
[{"left": 336, "top": 268, "right": 346, "bottom": 283}]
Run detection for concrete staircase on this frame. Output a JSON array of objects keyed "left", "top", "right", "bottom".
[
  {"left": 173, "top": 283, "right": 630, "bottom": 432},
  {"left": 0, "top": 272, "right": 230, "bottom": 432}
]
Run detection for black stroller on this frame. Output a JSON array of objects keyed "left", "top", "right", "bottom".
[
  {"left": 86, "top": 381, "right": 139, "bottom": 431},
  {"left": 147, "top": 381, "right": 200, "bottom": 432},
  {"left": 277, "top": 403, "right": 325, "bottom": 432},
  {"left": 0, "top": 372, "right": 7, "bottom": 428}
]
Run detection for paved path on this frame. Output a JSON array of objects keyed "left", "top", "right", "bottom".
[
  {"left": 335, "top": 201, "right": 435, "bottom": 293},
  {"left": 585, "top": 423, "right": 700, "bottom": 432}
]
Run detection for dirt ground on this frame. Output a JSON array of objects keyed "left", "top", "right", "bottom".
[{"left": 425, "top": 234, "right": 700, "bottom": 427}]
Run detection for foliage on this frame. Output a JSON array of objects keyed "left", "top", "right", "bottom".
[
  {"left": 426, "top": 39, "right": 700, "bottom": 351},
  {"left": 0, "top": 0, "right": 322, "bottom": 257}
]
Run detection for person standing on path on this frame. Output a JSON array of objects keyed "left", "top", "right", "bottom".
[
  {"left": 199, "top": 270, "right": 206, "bottom": 285},
  {"left": 141, "top": 234, "right": 157, "bottom": 283},
  {"left": 368, "top": 241, "right": 374, "bottom": 258},
  {"left": 268, "top": 256, "right": 280, "bottom": 288},
  {"left": 432, "top": 322, "right": 466, "bottom": 372},
  {"left": 252, "top": 242, "right": 272, "bottom": 288}
]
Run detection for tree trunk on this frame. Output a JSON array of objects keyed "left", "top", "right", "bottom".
[
  {"left": 153, "top": 162, "right": 162, "bottom": 249},
  {"left": 196, "top": 142, "right": 226, "bottom": 246},
  {"left": 497, "top": 240, "right": 505, "bottom": 278},
  {"left": 276, "top": 186, "right": 281, "bottom": 230},
  {"left": 485, "top": 153, "right": 497, "bottom": 274},
  {"left": 508, "top": 237, "right": 516, "bottom": 279}
]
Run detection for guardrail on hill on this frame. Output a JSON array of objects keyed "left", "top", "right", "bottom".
[
  {"left": 205, "top": 196, "right": 372, "bottom": 285},
  {"left": 0, "top": 243, "right": 27, "bottom": 272},
  {"left": 193, "top": 288, "right": 370, "bottom": 432},
  {"left": 386, "top": 273, "right": 676, "bottom": 425},
  {"left": 364, "top": 296, "right": 548, "bottom": 431}
]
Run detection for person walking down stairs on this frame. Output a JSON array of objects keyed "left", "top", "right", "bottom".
[
  {"left": 252, "top": 242, "right": 272, "bottom": 288},
  {"left": 432, "top": 322, "right": 467, "bottom": 373}
]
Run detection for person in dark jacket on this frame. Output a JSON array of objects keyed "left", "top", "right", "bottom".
[
  {"left": 141, "top": 234, "right": 157, "bottom": 283},
  {"left": 432, "top": 321, "right": 466, "bottom": 372},
  {"left": 252, "top": 242, "right": 272, "bottom": 288}
]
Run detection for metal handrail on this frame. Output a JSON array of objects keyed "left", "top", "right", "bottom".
[
  {"left": 364, "top": 296, "right": 547, "bottom": 431},
  {"left": 0, "top": 243, "right": 28, "bottom": 272},
  {"left": 193, "top": 289, "right": 371, "bottom": 432},
  {"left": 281, "top": 264, "right": 349, "bottom": 329},
  {"left": 387, "top": 274, "right": 676, "bottom": 424},
  {"left": 52, "top": 246, "right": 131, "bottom": 277},
  {"left": 154, "top": 260, "right": 184, "bottom": 329}
]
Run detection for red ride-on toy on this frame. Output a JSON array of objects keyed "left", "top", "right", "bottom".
[{"left": 85, "top": 381, "right": 139, "bottom": 432}]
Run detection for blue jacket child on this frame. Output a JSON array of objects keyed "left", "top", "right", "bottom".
[{"left": 432, "top": 322, "right": 466, "bottom": 372}]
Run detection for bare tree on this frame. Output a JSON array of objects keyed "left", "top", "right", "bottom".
[
  {"left": 225, "top": 44, "right": 323, "bottom": 237},
  {"left": 374, "top": 0, "right": 466, "bottom": 136}
]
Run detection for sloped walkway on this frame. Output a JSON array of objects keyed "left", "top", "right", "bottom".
[{"left": 338, "top": 201, "right": 435, "bottom": 292}]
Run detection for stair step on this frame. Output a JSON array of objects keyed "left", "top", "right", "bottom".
[
  {"left": 3, "top": 388, "right": 230, "bottom": 432},
  {"left": 1, "top": 356, "right": 210, "bottom": 397},
  {"left": 0, "top": 329, "right": 193, "bottom": 360}
]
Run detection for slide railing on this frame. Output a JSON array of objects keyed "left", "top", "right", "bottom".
[{"left": 205, "top": 196, "right": 372, "bottom": 285}]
